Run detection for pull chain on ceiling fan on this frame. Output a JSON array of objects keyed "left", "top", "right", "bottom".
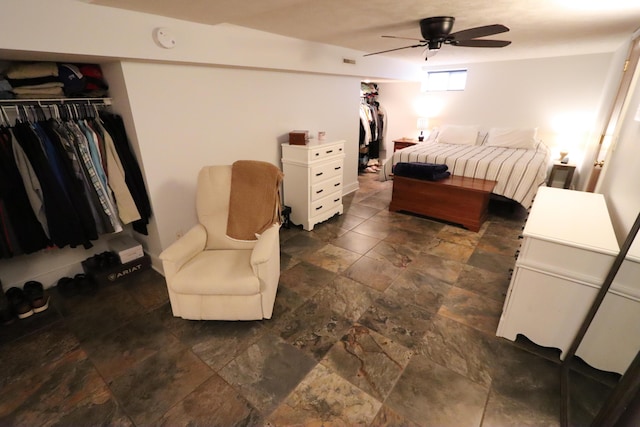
[{"left": 364, "top": 16, "right": 511, "bottom": 60}]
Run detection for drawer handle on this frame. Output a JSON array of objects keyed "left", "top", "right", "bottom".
[
  {"left": 334, "top": 198, "right": 340, "bottom": 202},
  {"left": 514, "top": 250, "right": 520, "bottom": 260},
  {"left": 334, "top": 183, "right": 340, "bottom": 187},
  {"left": 315, "top": 153, "right": 320, "bottom": 157},
  {"left": 518, "top": 235, "right": 523, "bottom": 239},
  {"left": 315, "top": 205, "right": 323, "bottom": 211},
  {"left": 316, "top": 189, "right": 323, "bottom": 194},
  {"left": 339, "top": 148, "right": 343, "bottom": 151},
  {"left": 315, "top": 172, "right": 323, "bottom": 177},
  {"left": 334, "top": 166, "right": 341, "bottom": 170},
  {"left": 326, "top": 150, "right": 333, "bottom": 154}
]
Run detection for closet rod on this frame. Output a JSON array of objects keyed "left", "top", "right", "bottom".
[{"left": 0, "top": 97, "right": 112, "bottom": 105}]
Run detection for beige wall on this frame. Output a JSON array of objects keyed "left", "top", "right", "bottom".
[{"left": 377, "top": 53, "right": 613, "bottom": 188}]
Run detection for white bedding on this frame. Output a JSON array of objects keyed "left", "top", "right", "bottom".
[{"left": 380, "top": 141, "right": 551, "bottom": 209}]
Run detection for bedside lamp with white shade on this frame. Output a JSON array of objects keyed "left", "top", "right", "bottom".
[{"left": 417, "top": 117, "right": 429, "bottom": 141}]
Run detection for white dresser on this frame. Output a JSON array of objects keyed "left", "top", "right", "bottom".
[
  {"left": 496, "top": 186, "right": 639, "bottom": 374},
  {"left": 281, "top": 140, "right": 345, "bottom": 231},
  {"left": 576, "top": 238, "right": 640, "bottom": 374}
]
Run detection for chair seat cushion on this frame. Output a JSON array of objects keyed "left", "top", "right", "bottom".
[{"left": 170, "top": 249, "right": 260, "bottom": 296}]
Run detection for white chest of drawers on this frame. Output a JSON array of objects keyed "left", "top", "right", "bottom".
[
  {"left": 576, "top": 238, "right": 640, "bottom": 374},
  {"left": 496, "top": 186, "right": 639, "bottom": 374},
  {"left": 281, "top": 140, "right": 345, "bottom": 231}
]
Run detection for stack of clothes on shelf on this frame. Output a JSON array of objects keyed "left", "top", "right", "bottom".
[{"left": 0, "top": 61, "right": 109, "bottom": 99}]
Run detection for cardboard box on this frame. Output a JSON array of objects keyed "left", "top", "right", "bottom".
[
  {"left": 289, "top": 130, "right": 309, "bottom": 145},
  {"left": 108, "top": 234, "right": 144, "bottom": 264},
  {"left": 82, "top": 254, "right": 151, "bottom": 286}
]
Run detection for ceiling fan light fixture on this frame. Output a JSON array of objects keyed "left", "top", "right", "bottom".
[
  {"left": 424, "top": 48, "right": 440, "bottom": 61},
  {"left": 427, "top": 40, "right": 442, "bottom": 50}
]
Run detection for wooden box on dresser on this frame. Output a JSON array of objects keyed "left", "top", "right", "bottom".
[
  {"left": 281, "top": 140, "right": 345, "bottom": 231},
  {"left": 497, "top": 186, "right": 640, "bottom": 375}
]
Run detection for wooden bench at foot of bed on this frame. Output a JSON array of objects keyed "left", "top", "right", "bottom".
[{"left": 389, "top": 175, "right": 497, "bottom": 232}]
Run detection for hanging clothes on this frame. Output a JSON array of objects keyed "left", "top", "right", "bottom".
[
  {"left": 358, "top": 90, "right": 387, "bottom": 170},
  {"left": 100, "top": 113, "right": 152, "bottom": 235},
  {"left": 11, "top": 120, "right": 93, "bottom": 249},
  {"left": 0, "top": 104, "right": 152, "bottom": 258},
  {"left": 0, "top": 126, "right": 49, "bottom": 255}
]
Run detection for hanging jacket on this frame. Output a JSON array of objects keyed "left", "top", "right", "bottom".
[
  {"left": 0, "top": 126, "right": 50, "bottom": 255},
  {"left": 100, "top": 113, "right": 151, "bottom": 235},
  {"left": 11, "top": 121, "right": 92, "bottom": 249}
]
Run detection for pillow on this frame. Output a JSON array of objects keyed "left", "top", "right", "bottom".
[
  {"left": 435, "top": 125, "right": 479, "bottom": 145},
  {"left": 425, "top": 127, "right": 439, "bottom": 141},
  {"left": 485, "top": 127, "right": 538, "bottom": 150}
]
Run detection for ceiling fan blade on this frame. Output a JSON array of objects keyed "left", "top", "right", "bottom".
[
  {"left": 449, "top": 24, "right": 509, "bottom": 41},
  {"left": 451, "top": 39, "right": 511, "bottom": 48},
  {"left": 363, "top": 43, "right": 427, "bottom": 56},
  {"left": 381, "top": 35, "right": 426, "bottom": 42}
]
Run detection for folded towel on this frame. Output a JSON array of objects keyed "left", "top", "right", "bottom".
[
  {"left": 430, "top": 171, "right": 451, "bottom": 181},
  {"left": 226, "top": 160, "right": 284, "bottom": 241},
  {"left": 6, "top": 62, "right": 58, "bottom": 79},
  {"left": 7, "top": 75, "right": 60, "bottom": 88},
  {"left": 393, "top": 162, "right": 450, "bottom": 181}
]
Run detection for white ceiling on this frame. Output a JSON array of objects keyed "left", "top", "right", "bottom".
[{"left": 85, "top": 0, "right": 640, "bottom": 65}]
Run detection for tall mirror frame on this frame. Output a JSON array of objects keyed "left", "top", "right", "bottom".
[{"left": 561, "top": 211, "right": 640, "bottom": 427}]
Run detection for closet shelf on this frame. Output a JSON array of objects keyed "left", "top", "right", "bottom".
[{"left": 0, "top": 97, "right": 112, "bottom": 105}]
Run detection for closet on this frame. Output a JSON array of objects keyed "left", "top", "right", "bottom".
[
  {"left": 359, "top": 82, "right": 386, "bottom": 173},
  {"left": 0, "top": 60, "right": 151, "bottom": 288}
]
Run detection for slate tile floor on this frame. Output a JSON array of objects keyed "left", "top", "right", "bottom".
[{"left": 0, "top": 173, "right": 620, "bottom": 426}]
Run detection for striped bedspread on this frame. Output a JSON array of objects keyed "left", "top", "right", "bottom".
[{"left": 380, "top": 141, "right": 551, "bottom": 209}]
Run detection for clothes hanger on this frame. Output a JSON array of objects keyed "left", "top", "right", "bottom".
[{"left": 0, "top": 105, "right": 10, "bottom": 125}]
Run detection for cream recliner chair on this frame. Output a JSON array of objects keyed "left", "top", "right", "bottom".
[{"left": 159, "top": 164, "right": 281, "bottom": 320}]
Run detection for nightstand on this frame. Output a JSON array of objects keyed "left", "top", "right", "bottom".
[
  {"left": 547, "top": 162, "right": 576, "bottom": 189},
  {"left": 393, "top": 138, "right": 419, "bottom": 152}
]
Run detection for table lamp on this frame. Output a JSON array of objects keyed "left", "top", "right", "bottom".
[{"left": 417, "top": 117, "right": 429, "bottom": 141}]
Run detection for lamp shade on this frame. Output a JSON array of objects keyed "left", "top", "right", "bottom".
[{"left": 417, "top": 117, "right": 429, "bottom": 130}]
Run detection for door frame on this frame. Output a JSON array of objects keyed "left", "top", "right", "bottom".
[{"left": 586, "top": 33, "right": 640, "bottom": 192}]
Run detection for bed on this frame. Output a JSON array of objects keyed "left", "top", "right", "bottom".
[{"left": 380, "top": 126, "right": 551, "bottom": 210}]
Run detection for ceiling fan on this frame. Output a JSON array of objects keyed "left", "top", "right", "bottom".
[{"left": 364, "top": 16, "right": 511, "bottom": 60}]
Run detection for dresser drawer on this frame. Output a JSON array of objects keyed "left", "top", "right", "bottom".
[
  {"left": 309, "top": 143, "right": 344, "bottom": 162},
  {"left": 311, "top": 192, "right": 342, "bottom": 217},
  {"left": 310, "top": 159, "right": 343, "bottom": 184},
  {"left": 311, "top": 175, "right": 342, "bottom": 202},
  {"left": 517, "top": 236, "right": 616, "bottom": 285},
  {"left": 281, "top": 141, "right": 344, "bottom": 163}
]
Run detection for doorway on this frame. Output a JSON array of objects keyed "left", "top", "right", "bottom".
[{"left": 586, "top": 35, "right": 640, "bottom": 192}]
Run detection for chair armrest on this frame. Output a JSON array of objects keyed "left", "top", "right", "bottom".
[
  {"left": 250, "top": 224, "right": 281, "bottom": 318},
  {"left": 250, "top": 224, "right": 279, "bottom": 269},
  {"left": 159, "top": 224, "right": 207, "bottom": 273}
]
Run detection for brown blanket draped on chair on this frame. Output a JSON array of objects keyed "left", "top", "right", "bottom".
[{"left": 226, "top": 160, "right": 283, "bottom": 241}]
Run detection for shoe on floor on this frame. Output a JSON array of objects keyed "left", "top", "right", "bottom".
[
  {"left": 5, "top": 287, "right": 34, "bottom": 319},
  {"left": 74, "top": 274, "right": 98, "bottom": 296},
  {"left": 57, "top": 276, "right": 78, "bottom": 298},
  {"left": 0, "top": 283, "right": 16, "bottom": 325},
  {"left": 23, "top": 281, "right": 49, "bottom": 313}
]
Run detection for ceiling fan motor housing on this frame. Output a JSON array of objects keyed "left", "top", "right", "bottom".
[{"left": 420, "top": 16, "right": 455, "bottom": 41}]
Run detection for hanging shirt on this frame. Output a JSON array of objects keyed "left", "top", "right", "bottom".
[{"left": 95, "top": 118, "right": 141, "bottom": 224}]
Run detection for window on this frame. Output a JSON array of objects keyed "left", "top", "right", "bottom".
[{"left": 422, "top": 69, "right": 467, "bottom": 92}]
